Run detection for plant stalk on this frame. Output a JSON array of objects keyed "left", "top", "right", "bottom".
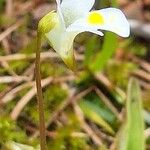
[{"left": 35, "top": 32, "right": 46, "bottom": 150}]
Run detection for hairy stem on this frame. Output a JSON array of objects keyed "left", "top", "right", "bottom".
[{"left": 35, "top": 32, "right": 46, "bottom": 150}]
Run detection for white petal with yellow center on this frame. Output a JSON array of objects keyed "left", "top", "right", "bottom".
[
  {"left": 45, "top": 1, "right": 130, "bottom": 69},
  {"left": 96, "top": 8, "right": 130, "bottom": 37},
  {"left": 67, "top": 8, "right": 130, "bottom": 38}
]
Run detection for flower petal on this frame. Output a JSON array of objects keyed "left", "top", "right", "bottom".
[
  {"left": 45, "top": 23, "right": 78, "bottom": 70},
  {"left": 97, "top": 8, "right": 130, "bottom": 37},
  {"left": 67, "top": 8, "right": 130, "bottom": 37},
  {"left": 67, "top": 25, "right": 104, "bottom": 36},
  {"left": 60, "top": 0, "right": 95, "bottom": 27},
  {"left": 56, "top": 0, "right": 66, "bottom": 28}
]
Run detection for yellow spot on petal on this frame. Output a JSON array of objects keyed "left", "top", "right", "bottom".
[{"left": 88, "top": 11, "right": 104, "bottom": 25}]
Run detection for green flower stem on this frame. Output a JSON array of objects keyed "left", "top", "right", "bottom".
[{"left": 35, "top": 31, "right": 46, "bottom": 150}]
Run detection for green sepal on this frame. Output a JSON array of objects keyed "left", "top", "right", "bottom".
[
  {"left": 38, "top": 11, "right": 58, "bottom": 35},
  {"left": 62, "top": 50, "right": 76, "bottom": 71}
]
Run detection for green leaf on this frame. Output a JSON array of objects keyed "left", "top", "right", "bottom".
[
  {"left": 84, "top": 35, "right": 98, "bottom": 66},
  {"left": 90, "top": 32, "right": 117, "bottom": 73},
  {"left": 116, "top": 78, "right": 145, "bottom": 150},
  {"left": 79, "top": 100, "right": 115, "bottom": 134}
]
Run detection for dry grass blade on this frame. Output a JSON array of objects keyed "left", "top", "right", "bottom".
[
  {"left": 132, "top": 56, "right": 150, "bottom": 73},
  {"left": 139, "top": 80, "right": 150, "bottom": 90},
  {"left": 1, "top": 38, "right": 10, "bottom": 54},
  {"left": 73, "top": 102, "right": 103, "bottom": 146},
  {"left": 10, "top": 77, "right": 53, "bottom": 120},
  {"left": 0, "top": 61, "right": 17, "bottom": 76},
  {"left": 10, "top": 75, "right": 75, "bottom": 121},
  {"left": 133, "top": 69, "right": 150, "bottom": 81},
  {"left": 46, "top": 86, "right": 94, "bottom": 127},
  {"left": 0, "top": 63, "right": 35, "bottom": 102},
  {"left": 95, "top": 73, "right": 112, "bottom": 87},
  {"left": 1, "top": 82, "right": 34, "bottom": 104},
  {"left": 0, "top": 52, "right": 83, "bottom": 61},
  {"left": 6, "top": 0, "right": 13, "bottom": 17},
  {"left": 94, "top": 87, "right": 121, "bottom": 121},
  {"left": 32, "top": 87, "right": 94, "bottom": 138},
  {"left": 0, "top": 76, "right": 30, "bottom": 83}
]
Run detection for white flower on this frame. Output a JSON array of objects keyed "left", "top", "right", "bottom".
[{"left": 44, "top": 0, "right": 130, "bottom": 69}]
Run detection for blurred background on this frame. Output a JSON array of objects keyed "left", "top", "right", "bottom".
[{"left": 0, "top": 0, "right": 150, "bottom": 149}]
